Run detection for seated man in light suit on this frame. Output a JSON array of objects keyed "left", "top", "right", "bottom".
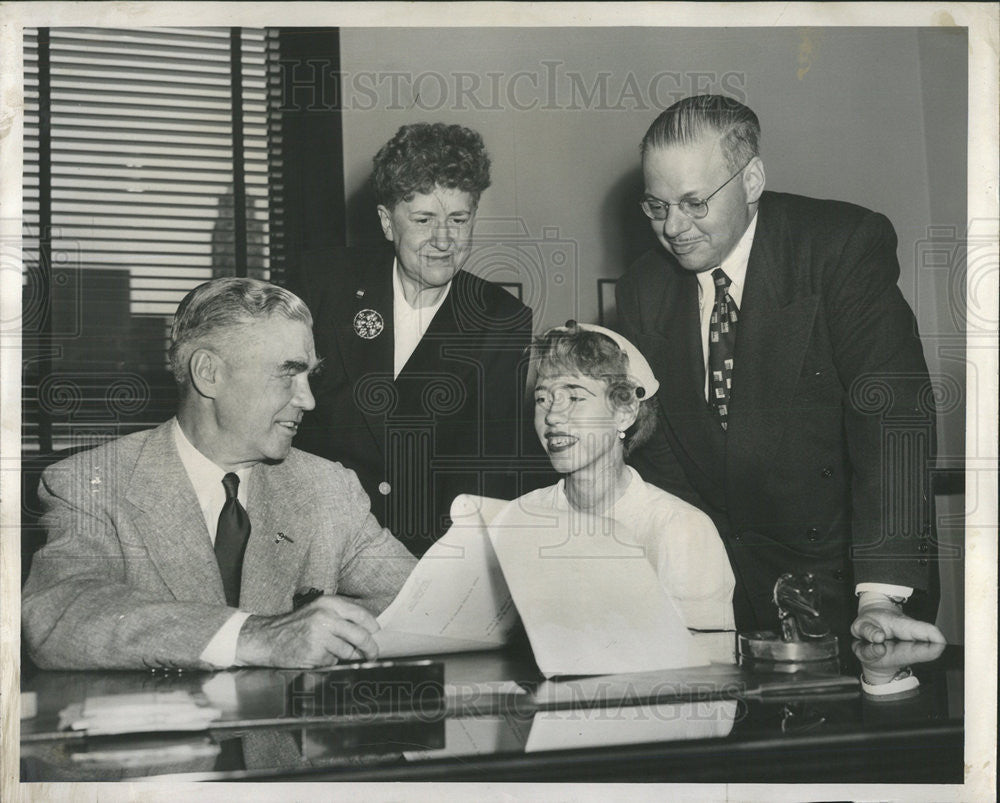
[{"left": 22, "top": 277, "right": 417, "bottom": 670}]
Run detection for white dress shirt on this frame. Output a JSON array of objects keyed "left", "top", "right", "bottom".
[
  {"left": 692, "top": 216, "right": 912, "bottom": 605},
  {"left": 392, "top": 259, "right": 452, "bottom": 379},
  {"left": 696, "top": 212, "right": 756, "bottom": 401},
  {"left": 173, "top": 419, "right": 251, "bottom": 667}
]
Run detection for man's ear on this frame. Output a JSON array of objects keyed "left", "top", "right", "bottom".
[
  {"left": 743, "top": 156, "right": 766, "bottom": 205},
  {"left": 376, "top": 205, "right": 394, "bottom": 242},
  {"left": 189, "top": 348, "right": 223, "bottom": 399}
]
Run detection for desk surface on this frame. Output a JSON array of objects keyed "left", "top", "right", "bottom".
[{"left": 20, "top": 643, "right": 963, "bottom": 783}]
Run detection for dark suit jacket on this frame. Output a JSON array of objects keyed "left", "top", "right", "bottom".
[
  {"left": 21, "top": 421, "right": 417, "bottom": 670},
  {"left": 294, "top": 246, "right": 546, "bottom": 557},
  {"left": 616, "top": 191, "right": 938, "bottom": 635}
]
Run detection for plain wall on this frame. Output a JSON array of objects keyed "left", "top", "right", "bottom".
[{"left": 338, "top": 27, "right": 967, "bottom": 640}]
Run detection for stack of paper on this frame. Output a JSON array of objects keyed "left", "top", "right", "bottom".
[
  {"left": 71, "top": 737, "right": 222, "bottom": 767},
  {"left": 375, "top": 495, "right": 518, "bottom": 656},
  {"left": 59, "top": 691, "right": 222, "bottom": 735}
]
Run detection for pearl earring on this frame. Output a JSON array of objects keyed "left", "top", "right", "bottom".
[{"left": 617, "top": 430, "right": 626, "bottom": 440}]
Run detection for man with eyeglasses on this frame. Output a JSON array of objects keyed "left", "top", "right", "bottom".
[{"left": 616, "top": 95, "right": 944, "bottom": 645}]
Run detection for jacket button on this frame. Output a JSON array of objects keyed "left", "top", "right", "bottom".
[
  {"left": 918, "top": 558, "right": 928, "bottom": 566},
  {"left": 918, "top": 542, "right": 929, "bottom": 553},
  {"left": 733, "top": 533, "right": 743, "bottom": 544},
  {"left": 378, "top": 481, "right": 391, "bottom": 496},
  {"left": 807, "top": 528, "right": 819, "bottom": 542},
  {"left": 821, "top": 467, "right": 834, "bottom": 478},
  {"left": 832, "top": 569, "right": 844, "bottom": 581}
]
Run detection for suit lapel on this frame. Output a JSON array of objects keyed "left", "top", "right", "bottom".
[
  {"left": 241, "top": 461, "right": 312, "bottom": 613},
  {"left": 125, "top": 421, "right": 227, "bottom": 605},
  {"left": 727, "top": 199, "right": 819, "bottom": 469},
  {"left": 321, "top": 248, "right": 395, "bottom": 456},
  {"left": 399, "top": 271, "right": 463, "bottom": 380},
  {"left": 637, "top": 265, "right": 726, "bottom": 487}
]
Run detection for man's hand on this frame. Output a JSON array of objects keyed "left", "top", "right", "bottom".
[
  {"left": 235, "top": 596, "right": 380, "bottom": 668},
  {"left": 851, "top": 638, "right": 946, "bottom": 684},
  {"left": 850, "top": 601, "right": 946, "bottom": 645}
]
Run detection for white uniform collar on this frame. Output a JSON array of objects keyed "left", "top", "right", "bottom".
[{"left": 555, "top": 465, "right": 641, "bottom": 513}]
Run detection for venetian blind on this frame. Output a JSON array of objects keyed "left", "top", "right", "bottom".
[{"left": 22, "top": 27, "right": 277, "bottom": 453}]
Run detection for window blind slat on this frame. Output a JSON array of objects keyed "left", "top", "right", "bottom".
[
  {"left": 48, "top": 202, "right": 246, "bottom": 219},
  {"left": 51, "top": 90, "right": 235, "bottom": 111},
  {"left": 50, "top": 106, "right": 236, "bottom": 124},
  {"left": 50, "top": 220, "right": 238, "bottom": 235},
  {"left": 51, "top": 130, "right": 239, "bottom": 147},
  {"left": 49, "top": 117, "right": 238, "bottom": 134},
  {"left": 49, "top": 77, "right": 232, "bottom": 97},
  {"left": 47, "top": 141, "right": 241, "bottom": 159},
  {"left": 52, "top": 27, "right": 235, "bottom": 41},
  {"left": 50, "top": 50, "right": 232, "bottom": 69}
]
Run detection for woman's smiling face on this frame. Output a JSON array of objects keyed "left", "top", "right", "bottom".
[{"left": 534, "top": 373, "right": 629, "bottom": 476}]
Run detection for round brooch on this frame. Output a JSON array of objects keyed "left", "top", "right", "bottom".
[{"left": 353, "top": 308, "right": 384, "bottom": 339}]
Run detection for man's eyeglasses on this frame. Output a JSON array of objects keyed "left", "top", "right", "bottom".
[{"left": 640, "top": 159, "right": 752, "bottom": 221}]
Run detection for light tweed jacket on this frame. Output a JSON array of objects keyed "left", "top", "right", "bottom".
[{"left": 22, "top": 420, "right": 417, "bottom": 670}]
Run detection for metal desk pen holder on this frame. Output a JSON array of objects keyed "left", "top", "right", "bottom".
[{"left": 738, "top": 573, "right": 839, "bottom": 672}]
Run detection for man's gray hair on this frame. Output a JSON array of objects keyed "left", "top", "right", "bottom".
[
  {"left": 168, "top": 277, "right": 313, "bottom": 385},
  {"left": 641, "top": 94, "right": 760, "bottom": 171}
]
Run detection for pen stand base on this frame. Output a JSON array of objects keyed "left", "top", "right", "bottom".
[
  {"left": 738, "top": 656, "right": 841, "bottom": 675},
  {"left": 738, "top": 631, "right": 839, "bottom": 672}
]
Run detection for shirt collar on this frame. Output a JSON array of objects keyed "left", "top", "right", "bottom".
[
  {"left": 696, "top": 210, "right": 758, "bottom": 300},
  {"left": 172, "top": 418, "right": 251, "bottom": 504},
  {"left": 555, "top": 465, "right": 641, "bottom": 513},
  {"left": 392, "top": 257, "right": 452, "bottom": 314}
]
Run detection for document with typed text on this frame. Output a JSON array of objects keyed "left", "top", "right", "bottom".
[{"left": 376, "top": 495, "right": 709, "bottom": 678}]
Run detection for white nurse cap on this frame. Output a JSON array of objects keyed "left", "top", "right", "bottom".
[{"left": 550, "top": 320, "right": 660, "bottom": 399}]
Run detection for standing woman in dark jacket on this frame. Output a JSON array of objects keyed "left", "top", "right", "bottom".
[{"left": 294, "top": 123, "right": 545, "bottom": 556}]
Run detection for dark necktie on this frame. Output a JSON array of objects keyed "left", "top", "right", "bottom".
[
  {"left": 215, "top": 472, "right": 251, "bottom": 607},
  {"left": 708, "top": 268, "right": 738, "bottom": 431}
]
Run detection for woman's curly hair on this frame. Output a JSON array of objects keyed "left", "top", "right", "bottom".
[{"left": 372, "top": 123, "right": 491, "bottom": 209}]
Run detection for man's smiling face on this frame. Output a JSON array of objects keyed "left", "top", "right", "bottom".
[
  {"left": 212, "top": 316, "right": 318, "bottom": 468},
  {"left": 642, "top": 135, "right": 761, "bottom": 272}
]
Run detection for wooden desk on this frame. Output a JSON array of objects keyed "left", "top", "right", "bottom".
[{"left": 20, "top": 644, "right": 963, "bottom": 783}]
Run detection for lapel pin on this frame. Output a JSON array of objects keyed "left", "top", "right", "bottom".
[
  {"left": 355, "top": 288, "right": 365, "bottom": 298},
  {"left": 353, "top": 308, "right": 384, "bottom": 340},
  {"left": 275, "top": 532, "right": 294, "bottom": 544}
]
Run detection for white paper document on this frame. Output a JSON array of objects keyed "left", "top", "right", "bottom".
[
  {"left": 375, "top": 495, "right": 710, "bottom": 677},
  {"left": 487, "top": 500, "right": 710, "bottom": 678},
  {"left": 59, "top": 691, "right": 221, "bottom": 735},
  {"left": 524, "top": 699, "right": 737, "bottom": 752},
  {"left": 374, "top": 495, "right": 519, "bottom": 657}
]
